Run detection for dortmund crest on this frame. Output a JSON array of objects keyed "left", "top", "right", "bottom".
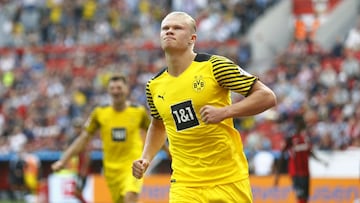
[{"left": 193, "top": 75, "right": 205, "bottom": 92}]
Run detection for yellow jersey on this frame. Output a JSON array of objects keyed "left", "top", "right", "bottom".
[
  {"left": 84, "top": 104, "right": 149, "bottom": 171},
  {"left": 146, "top": 53, "right": 257, "bottom": 186}
]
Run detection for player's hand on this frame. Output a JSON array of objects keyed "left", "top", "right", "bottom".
[
  {"left": 199, "top": 105, "right": 226, "bottom": 124},
  {"left": 51, "top": 160, "right": 65, "bottom": 172},
  {"left": 132, "top": 159, "right": 150, "bottom": 179}
]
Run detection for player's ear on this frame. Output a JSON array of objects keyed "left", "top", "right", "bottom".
[{"left": 189, "top": 34, "right": 197, "bottom": 45}]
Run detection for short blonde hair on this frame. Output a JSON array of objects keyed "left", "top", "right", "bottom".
[{"left": 164, "top": 11, "right": 197, "bottom": 33}]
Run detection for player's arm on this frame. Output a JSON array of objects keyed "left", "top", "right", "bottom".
[
  {"left": 132, "top": 118, "right": 167, "bottom": 179},
  {"left": 51, "top": 130, "right": 93, "bottom": 172},
  {"left": 141, "top": 106, "right": 170, "bottom": 159},
  {"left": 310, "top": 150, "right": 328, "bottom": 167},
  {"left": 200, "top": 81, "right": 277, "bottom": 124},
  {"left": 226, "top": 81, "right": 276, "bottom": 116}
]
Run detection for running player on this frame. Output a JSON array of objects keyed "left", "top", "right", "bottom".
[
  {"left": 132, "top": 11, "right": 277, "bottom": 203},
  {"left": 52, "top": 74, "right": 150, "bottom": 203}
]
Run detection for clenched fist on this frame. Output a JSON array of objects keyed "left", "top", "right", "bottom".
[{"left": 132, "top": 159, "right": 150, "bottom": 179}]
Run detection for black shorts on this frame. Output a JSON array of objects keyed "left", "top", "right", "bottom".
[{"left": 292, "top": 176, "right": 310, "bottom": 200}]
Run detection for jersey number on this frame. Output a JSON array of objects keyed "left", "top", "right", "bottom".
[{"left": 171, "top": 100, "right": 199, "bottom": 131}]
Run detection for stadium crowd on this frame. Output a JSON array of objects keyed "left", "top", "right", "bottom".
[
  {"left": 0, "top": 0, "right": 359, "bottom": 174},
  {"left": 0, "top": 0, "right": 279, "bottom": 154}
]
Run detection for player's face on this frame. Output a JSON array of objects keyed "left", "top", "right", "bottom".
[
  {"left": 160, "top": 14, "right": 195, "bottom": 52},
  {"left": 108, "top": 80, "right": 128, "bottom": 105}
]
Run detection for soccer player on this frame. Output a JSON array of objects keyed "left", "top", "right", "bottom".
[
  {"left": 132, "top": 11, "right": 277, "bottom": 202},
  {"left": 274, "top": 114, "right": 328, "bottom": 203},
  {"left": 52, "top": 74, "right": 150, "bottom": 203}
]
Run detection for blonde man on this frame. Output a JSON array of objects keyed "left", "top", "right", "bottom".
[{"left": 132, "top": 11, "right": 277, "bottom": 203}]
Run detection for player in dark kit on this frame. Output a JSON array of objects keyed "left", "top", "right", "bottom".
[{"left": 274, "top": 114, "right": 327, "bottom": 203}]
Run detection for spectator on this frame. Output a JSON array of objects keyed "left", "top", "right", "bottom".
[
  {"left": 330, "top": 36, "right": 344, "bottom": 58},
  {"left": 294, "top": 15, "right": 307, "bottom": 41},
  {"left": 0, "top": 135, "right": 10, "bottom": 155},
  {"left": 318, "top": 133, "right": 334, "bottom": 150},
  {"left": 345, "top": 17, "right": 360, "bottom": 51},
  {"left": 341, "top": 51, "right": 360, "bottom": 79},
  {"left": 8, "top": 126, "right": 28, "bottom": 153}
]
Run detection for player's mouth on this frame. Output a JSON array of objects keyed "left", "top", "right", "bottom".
[{"left": 163, "top": 37, "right": 176, "bottom": 41}]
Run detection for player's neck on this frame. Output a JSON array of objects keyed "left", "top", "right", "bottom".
[
  {"left": 165, "top": 50, "right": 196, "bottom": 77},
  {"left": 112, "top": 101, "right": 128, "bottom": 112}
]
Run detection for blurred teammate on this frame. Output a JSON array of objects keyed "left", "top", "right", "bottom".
[
  {"left": 274, "top": 114, "right": 328, "bottom": 203},
  {"left": 52, "top": 74, "right": 150, "bottom": 203},
  {"left": 132, "top": 11, "right": 277, "bottom": 202}
]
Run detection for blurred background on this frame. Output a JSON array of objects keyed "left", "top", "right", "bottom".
[{"left": 0, "top": 0, "right": 359, "bottom": 202}]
